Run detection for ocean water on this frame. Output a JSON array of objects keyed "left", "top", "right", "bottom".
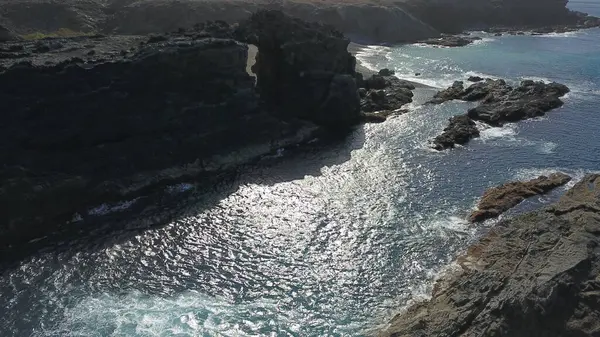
[{"left": 2, "top": 2, "right": 600, "bottom": 337}]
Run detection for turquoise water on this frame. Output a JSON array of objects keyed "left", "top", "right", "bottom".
[{"left": 1, "top": 2, "right": 600, "bottom": 336}]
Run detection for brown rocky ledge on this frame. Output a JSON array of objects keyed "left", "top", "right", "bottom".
[
  {"left": 380, "top": 174, "right": 600, "bottom": 337},
  {"left": 469, "top": 173, "right": 572, "bottom": 222}
]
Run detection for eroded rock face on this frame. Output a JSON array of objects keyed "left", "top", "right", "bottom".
[
  {"left": 469, "top": 173, "right": 572, "bottom": 222},
  {"left": 380, "top": 174, "right": 600, "bottom": 337},
  {"left": 237, "top": 10, "right": 361, "bottom": 128},
  {"left": 432, "top": 115, "right": 480, "bottom": 150}
]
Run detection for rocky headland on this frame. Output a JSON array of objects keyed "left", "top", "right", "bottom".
[
  {"left": 431, "top": 79, "right": 570, "bottom": 150},
  {"left": 380, "top": 174, "right": 600, "bottom": 336},
  {"left": 0, "top": 10, "right": 398, "bottom": 259},
  {"left": 1, "top": 0, "right": 599, "bottom": 45}
]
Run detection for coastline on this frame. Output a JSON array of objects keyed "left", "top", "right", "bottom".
[{"left": 349, "top": 42, "right": 434, "bottom": 89}]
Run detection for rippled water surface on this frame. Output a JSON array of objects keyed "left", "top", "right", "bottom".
[{"left": 2, "top": 3, "right": 600, "bottom": 336}]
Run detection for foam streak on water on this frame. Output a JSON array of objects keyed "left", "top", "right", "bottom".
[{"left": 2, "top": 23, "right": 600, "bottom": 337}]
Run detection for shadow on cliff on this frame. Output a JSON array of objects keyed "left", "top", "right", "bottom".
[{"left": 0, "top": 126, "right": 366, "bottom": 271}]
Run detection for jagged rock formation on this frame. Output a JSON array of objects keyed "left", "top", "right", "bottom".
[
  {"left": 468, "top": 80, "right": 570, "bottom": 126},
  {"left": 237, "top": 10, "right": 361, "bottom": 127},
  {"left": 430, "top": 79, "right": 570, "bottom": 149},
  {"left": 0, "top": 11, "right": 361, "bottom": 255},
  {"left": 380, "top": 174, "right": 600, "bottom": 337},
  {"left": 432, "top": 115, "right": 480, "bottom": 150},
  {"left": 469, "top": 173, "right": 572, "bottom": 222}
]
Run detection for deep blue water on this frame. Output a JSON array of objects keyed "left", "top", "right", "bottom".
[{"left": 1, "top": 2, "right": 600, "bottom": 336}]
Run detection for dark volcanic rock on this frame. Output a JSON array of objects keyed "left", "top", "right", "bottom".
[
  {"left": 430, "top": 81, "right": 465, "bottom": 104},
  {"left": 360, "top": 74, "right": 415, "bottom": 115},
  {"left": 468, "top": 80, "right": 570, "bottom": 126},
  {"left": 469, "top": 173, "right": 572, "bottom": 222},
  {"left": 430, "top": 79, "right": 510, "bottom": 104},
  {"left": 420, "top": 35, "right": 482, "bottom": 47},
  {"left": 0, "top": 11, "right": 361, "bottom": 257},
  {"left": 237, "top": 10, "right": 360, "bottom": 128},
  {"left": 432, "top": 115, "right": 480, "bottom": 150},
  {"left": 378, "top": 68, "right": 395, "bottom": 76},
  {"left": 430, "top": 79, "right": 569, "bottom": 150},
  {"left": 380, "top": 174, "right": 600, "bottom": 337},
  {"left": 468, "top": 76, "right": 484, "bottom": 82}
]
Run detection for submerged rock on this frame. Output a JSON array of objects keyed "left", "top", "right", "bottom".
[
  {"left": 432, "top": 115, "right": 480, "bottom": 150},
  {"left": 469, "top": 173, "right": 572, "bottom": 222},
  {"left": 380, "top": 174, "right": 600, "bottom": 337}
]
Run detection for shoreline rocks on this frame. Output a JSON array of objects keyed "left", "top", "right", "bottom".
[
  {"left": 380, "top": 174, "right": 600, "bottom": 337},
  {"left": 469, "top": 173, "right": 572, "bottom": 222},
  {"left": 430, "top": 79, "right": 570, "bottom": 149}
]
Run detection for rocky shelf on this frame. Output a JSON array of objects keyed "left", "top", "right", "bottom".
[{"left": 380, "top": 174, "right": 600, "bottom": 336}]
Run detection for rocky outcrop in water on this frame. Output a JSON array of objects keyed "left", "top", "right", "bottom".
[
  {"left": 430, "top": 79, "right": 570, "bottom": 149},
  {"left": 420, "top": 35, "right": 482, "bottom": 47},
  {"left": 468, "top": 80, "right": 570, "bottom": 126},
  {"left": 380, "top": 174, "right": 600, "bottom": 337},
  {"left": 432, "top": 115, "right": 480, "bottom": 150},
  {"left": 0, "top": 11, "right": 361, "bottom": 255},
  {"left": 469, "top": 173, "right": 572, "bottom": 222}
]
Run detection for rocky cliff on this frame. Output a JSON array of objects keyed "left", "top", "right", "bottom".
[
  {"left": 0, "top": 11, "right": 361, "bottom": 257},
  {"left": 380, "top": 174, "right": 600, "bottom": 337},
  {"left": 1, "top": 0, "right": 598, "bottom": 45}
]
